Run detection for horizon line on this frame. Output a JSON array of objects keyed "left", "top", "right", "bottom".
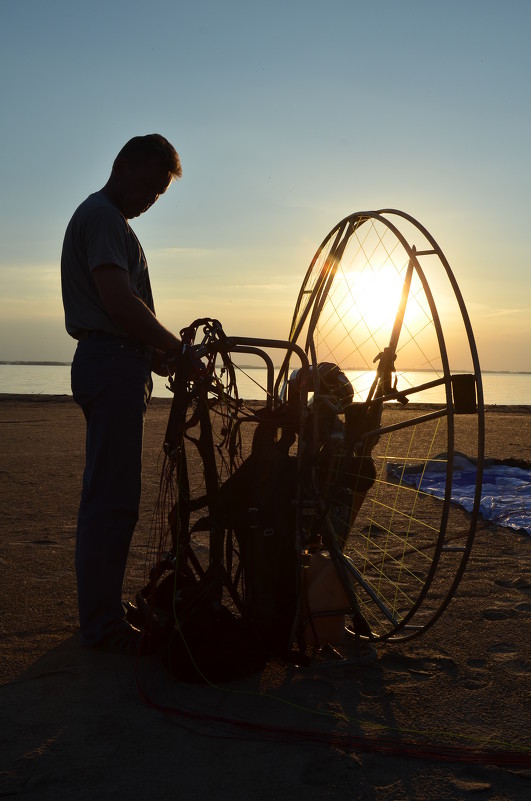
[{"left": 1, "top": 360, "right": 530, "bottom": 376}]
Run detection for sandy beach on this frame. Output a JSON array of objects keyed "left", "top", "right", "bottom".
[{"left": 1, "top": 395, "right": 530, "bottom": 800}]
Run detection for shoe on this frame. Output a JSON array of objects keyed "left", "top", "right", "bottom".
[{"left": 94, "top": 620, "right": 142, "bottom": 655}]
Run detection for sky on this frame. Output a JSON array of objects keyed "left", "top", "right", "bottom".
[{"left": 1, "top": 0, "right": 530, "bottom": 372}]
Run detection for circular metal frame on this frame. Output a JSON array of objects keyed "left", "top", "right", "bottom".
[{"left": 282, "top": 210, "right": 484, "bottom": 641}]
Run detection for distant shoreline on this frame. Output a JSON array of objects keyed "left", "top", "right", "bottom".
[
  {"left": 1, "top": 361, "right": 530, "bottom": 376},
  {"left": 0, "top": 393, "right": 529, "bottom": 414},
  {"left": 0, "top": 361, "right": 71, "bottom": 367}
]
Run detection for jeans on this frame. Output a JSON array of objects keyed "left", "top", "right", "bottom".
[{"left": 71, "top": 336, "right": 153, "bottom": 645}]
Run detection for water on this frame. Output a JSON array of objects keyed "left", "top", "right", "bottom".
[{"left": 1, "top": 362, "right": 530, "bottom": 406}]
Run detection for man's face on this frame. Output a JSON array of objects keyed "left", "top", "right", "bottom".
[{"left": 116, "top": 158, "right": 172, "bottom": 219}]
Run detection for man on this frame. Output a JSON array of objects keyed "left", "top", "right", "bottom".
[{"left": 61, "top": 134, "right": 183, "bottom": 652}]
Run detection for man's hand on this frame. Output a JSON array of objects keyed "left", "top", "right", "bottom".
[{"left": 151, "top": 347, "right": 182, "bottom": 376}]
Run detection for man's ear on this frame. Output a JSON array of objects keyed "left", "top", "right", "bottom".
[{"left": 112, "top": 156, "right": 126, "bottom": 176}]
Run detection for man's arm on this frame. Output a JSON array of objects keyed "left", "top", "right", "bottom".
[{"left": 91, "top": 264, "right": 181, "bottom": 354}]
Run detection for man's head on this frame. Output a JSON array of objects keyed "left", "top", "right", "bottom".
[{"left": 106, "top": 134, "right": 182, "bottom": 219}]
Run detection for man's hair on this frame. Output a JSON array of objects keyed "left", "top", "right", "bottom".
[{"left": 114, "top": 134, "right": 182, "bottom": 179}]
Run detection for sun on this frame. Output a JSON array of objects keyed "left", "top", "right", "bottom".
[
  {"left": 345, "top": 264, "right": 408, "bottom": 333},
  {"left": 313, "top": 255, "right": 433, "bottom": 372}
]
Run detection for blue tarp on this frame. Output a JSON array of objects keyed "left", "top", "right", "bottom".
[{"left": 388, "top": 453, "right": 531, "bottom": 536}]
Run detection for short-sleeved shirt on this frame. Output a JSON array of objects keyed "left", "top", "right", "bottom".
[{"left": 61, "top": 191, "right": 154, "bottom": 339}]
